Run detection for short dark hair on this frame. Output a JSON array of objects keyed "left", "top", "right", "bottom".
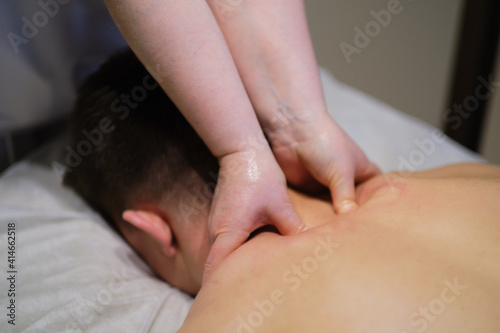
[{"left": 64, "top": 49, "right": 218, "bottom": 229}]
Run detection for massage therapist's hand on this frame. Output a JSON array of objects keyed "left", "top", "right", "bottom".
[
  {"left": 269, "top": 112, "right": 380, "bottom": 214},
  {"left": 203, "top": 148, "right": 304, "bottom": 283},
  {"left": 205, "top": 0, "right": 380, "bottom": 214}
]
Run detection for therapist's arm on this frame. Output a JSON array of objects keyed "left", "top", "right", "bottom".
[
  {"left": 208, "top": 0, "right": 380, "bottom": 212},
  {"left": 104, "top": 0, "right": 304, "bottom": 281}
]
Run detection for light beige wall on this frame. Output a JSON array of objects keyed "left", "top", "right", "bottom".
[{"left": 303, "top": 0, "right": 464, "bottom": 128}]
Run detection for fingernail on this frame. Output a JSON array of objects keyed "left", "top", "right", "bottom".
[
  {"left": 338, "top": 201, "right": 357, "bottom": 214},
  {"left": 297, "top": 224, "right": 309, "bottom": 233}
]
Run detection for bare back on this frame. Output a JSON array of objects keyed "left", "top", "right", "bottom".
[{"left": 180, "top": 164, "right": 500, "bottom": 333}]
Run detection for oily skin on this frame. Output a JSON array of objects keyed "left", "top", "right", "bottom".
[
  {"left": 104, "top": 0, "right": 379, "bottom": 283},
  {"left": 179, "top": 163, "right": 500, "bottom": 332}
]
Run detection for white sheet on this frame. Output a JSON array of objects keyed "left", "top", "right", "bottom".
[{"left": 0, "top": 68, "right": 484, "bottom": 333}]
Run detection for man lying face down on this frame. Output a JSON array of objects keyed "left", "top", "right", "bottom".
[
  {"left": 66, "top": 50, "right": 500, "bottom": 332},
  {"left": 64, "top": 49, "right": 218, "bottom": 295}
]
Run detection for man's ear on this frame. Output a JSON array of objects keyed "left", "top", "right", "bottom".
[{"left": 122, "top": 210, "right": 177, "bottom": 257}]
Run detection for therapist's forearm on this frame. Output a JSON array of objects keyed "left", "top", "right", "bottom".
[
  {"left": 104, "top": 0, "right": 267, "bottom": 157},
  {"left": 208, "top": 0, "right": 328, "bottom": 142}
]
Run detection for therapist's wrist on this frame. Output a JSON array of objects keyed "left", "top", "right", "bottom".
[
  {"left": 262, "top": 103, "right": 330, "bottom": 149},
  {"left": 216, "top": 144, "right": 279, "bottom": 183},
  {"left": 214, "top": 129, "right": 272, "bottom": 161}
]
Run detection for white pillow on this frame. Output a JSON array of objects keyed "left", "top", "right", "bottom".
[
  {"left": 0, "top": 145, "right": 193, "bottom": 333},
  {"left": 0, "top": 68, "right": 483, "bottom": 333}
]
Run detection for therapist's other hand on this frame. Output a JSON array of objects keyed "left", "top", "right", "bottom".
[
  {"left": 203, "top": 149, "right": 304, "bottom": 283},
  {"left": 270, "top": 112, "right": 380, "bottom": 214}
]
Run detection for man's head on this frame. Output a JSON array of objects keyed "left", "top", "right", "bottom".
[{"left": 64, "top": 49, "right": 219, "bottom": 294}]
